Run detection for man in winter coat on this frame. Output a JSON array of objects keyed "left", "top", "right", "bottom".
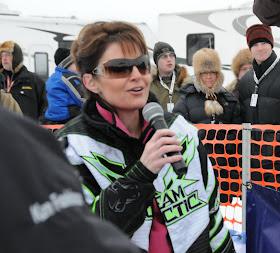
[
  {"left": 238, "top": 24, "right": 280, "bottom": 183},
  {"left": 0, "top": 41, "right": 47, "bottom": 121},
  {"left": 42, "top": 48, "right": 85, "bottom": 125},
  {"left": 238, "top": 24, "right": 280, "bottom": 124},
  {"left": 150, "top": 42, "right": 191, "bottom": 112}
]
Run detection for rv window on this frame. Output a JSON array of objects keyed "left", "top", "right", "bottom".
[
  {"left": 59, "top": 41, "right": 73, "bottom": 49},
  {"left": 186, "top": 33, "right": 214, "bottom": 66},
  {"left": 34, "top": 52, "right": 48, "bottom": 82}
]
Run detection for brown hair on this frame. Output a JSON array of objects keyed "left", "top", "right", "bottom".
[
  {"left": 72, "top": 21, "right": 148, "bottom": 76},
  {"left": 71, "top": 21, "right": 148, "bottom": 99}
]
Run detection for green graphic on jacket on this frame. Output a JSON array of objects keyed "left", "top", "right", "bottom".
[
  {"left": 155, "top": 135, "right": 206, "bottom": 226},
  {"left": 82, "top": 152, "right": 124, "bottom": 182},
  {"left": 155, "top": 168, "right": 207, "bottom": 226},
  {"left": 180, "top": 134, "right": 196, "bottom": 167}
]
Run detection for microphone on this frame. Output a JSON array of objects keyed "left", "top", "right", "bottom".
[{"left": 142, "top": 102, "right": 187, "bottom": 176}]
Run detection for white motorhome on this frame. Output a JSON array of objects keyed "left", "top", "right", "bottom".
[
  {"left": 0, "top": 10, "right": 157, "bottom": 81},
  {"left": 158, "top": 6, "right": 280, "bottom": 85}
]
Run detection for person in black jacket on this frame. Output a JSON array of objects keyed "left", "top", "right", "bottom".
[
  {"left": 0, "top": 105, "right": 139, "bottom": 253},
  {"left": 238, "top": 24, "right": 280, "bottom": 124},
  {"left": 238, "top": 24, "right": 280, "bottom": 183},
  {"left": 173, "top": 48, "right": 241, "bottom": 124},
  {"left": 0, "top": 41, "right": 48, "bottom": 121}
]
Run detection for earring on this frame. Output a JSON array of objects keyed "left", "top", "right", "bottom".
[{"left": 95, "top": 89, "right": 99, "bottom": 94}]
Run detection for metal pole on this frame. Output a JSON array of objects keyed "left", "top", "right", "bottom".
[{"left": 242, "top": 123, "right": 251, "bottom": 233}]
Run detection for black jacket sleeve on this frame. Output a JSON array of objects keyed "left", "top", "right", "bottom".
[{"left": 87, "top": 161, "right": 156, "bottom": 236}]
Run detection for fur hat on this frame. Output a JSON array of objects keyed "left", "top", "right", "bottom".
[
  {"left": 54, "top": 48, "right": 73, "bottom": 69},
  {"left": 153, "top": 42, "right": 176, "bottom": 65},
  {"left": 0, "top": 41, "right": 23, "bottom": 73},
  {"left": 231, "top": 48, "right": 253, "bottom": 78},
  {"left": 246, "top": 24, "right": 274, "bottom": 48},
  {"left": 193, "top": 48, "right": 224, "bottom": 116}
]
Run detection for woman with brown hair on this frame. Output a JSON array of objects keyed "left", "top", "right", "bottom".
[{"left": 56, "top": 21, "right": 234, "bottom": 253}]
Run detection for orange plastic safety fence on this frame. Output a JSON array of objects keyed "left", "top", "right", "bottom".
[
  {"left": 42, "top": 125, "right": 64, "bottom": 132},
  {"left": 195, "top": 124, "right": 280, "bottom": 231},
  {"left": 249, "top": 125, "right": 280, "bottom": 190},
  {"left": 195, "top": 124, "right": 243, "bottom": 231}
]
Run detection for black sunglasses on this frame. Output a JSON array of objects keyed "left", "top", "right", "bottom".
[{"left": 92, "top": 55, "right": 150, "bottom": 79}]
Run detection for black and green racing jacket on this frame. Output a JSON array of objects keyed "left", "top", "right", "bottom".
[{"left": 56, "top": 96, "right": 234, "bottom": 253}]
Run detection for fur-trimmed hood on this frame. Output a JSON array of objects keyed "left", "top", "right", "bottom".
[
  {"left": 231, "top": 48, "right": 253, "bottom": 78},
  {"left": 0, "top": 41, "right": 23, "bottom": 73},
  {"left": 151, "top": 64, "right": 191, "bottom": 88},
  {"left": 193, "top": 48, "right": 224, "bottom": 99}
]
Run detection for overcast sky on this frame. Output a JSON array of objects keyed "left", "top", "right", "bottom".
[{"left": 2, "top": 0, "right": 253, "bottom": 36}]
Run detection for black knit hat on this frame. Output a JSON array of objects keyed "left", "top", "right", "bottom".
[
  {"left": 153, "top": 42, "right": 176, "bottom": 65},
  {"left": 246, "top": 24, "right": 274, "bottom": 48},
  {"left": 0, "top": 41, "right": 23, "bottom": 73},
  {"left": 54, "top": 48, "right": 73, "bottom": 69}
]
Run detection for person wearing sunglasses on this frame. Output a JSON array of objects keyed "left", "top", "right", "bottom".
[
  {"left": 173, "top": 48, "right": 241, "bottom": 125},
  {"left": 56, "top": 21, "right": 234, "bottom": 253},
  {"left": 150, "top": 42, "right": 191, "bottom": 113}
]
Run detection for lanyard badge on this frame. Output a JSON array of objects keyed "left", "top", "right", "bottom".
[
  {"left": 251, "top": 56, "right": 280, "bottom": 108},
  {"left": 7, "top": 76, "right": 15, "bottom": 93},
  {"left": 250, "top": 93, "right": 258, "bottom": 107},
  {"left": 159, "top": 71, "right": 176, "bottom": 112}
]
